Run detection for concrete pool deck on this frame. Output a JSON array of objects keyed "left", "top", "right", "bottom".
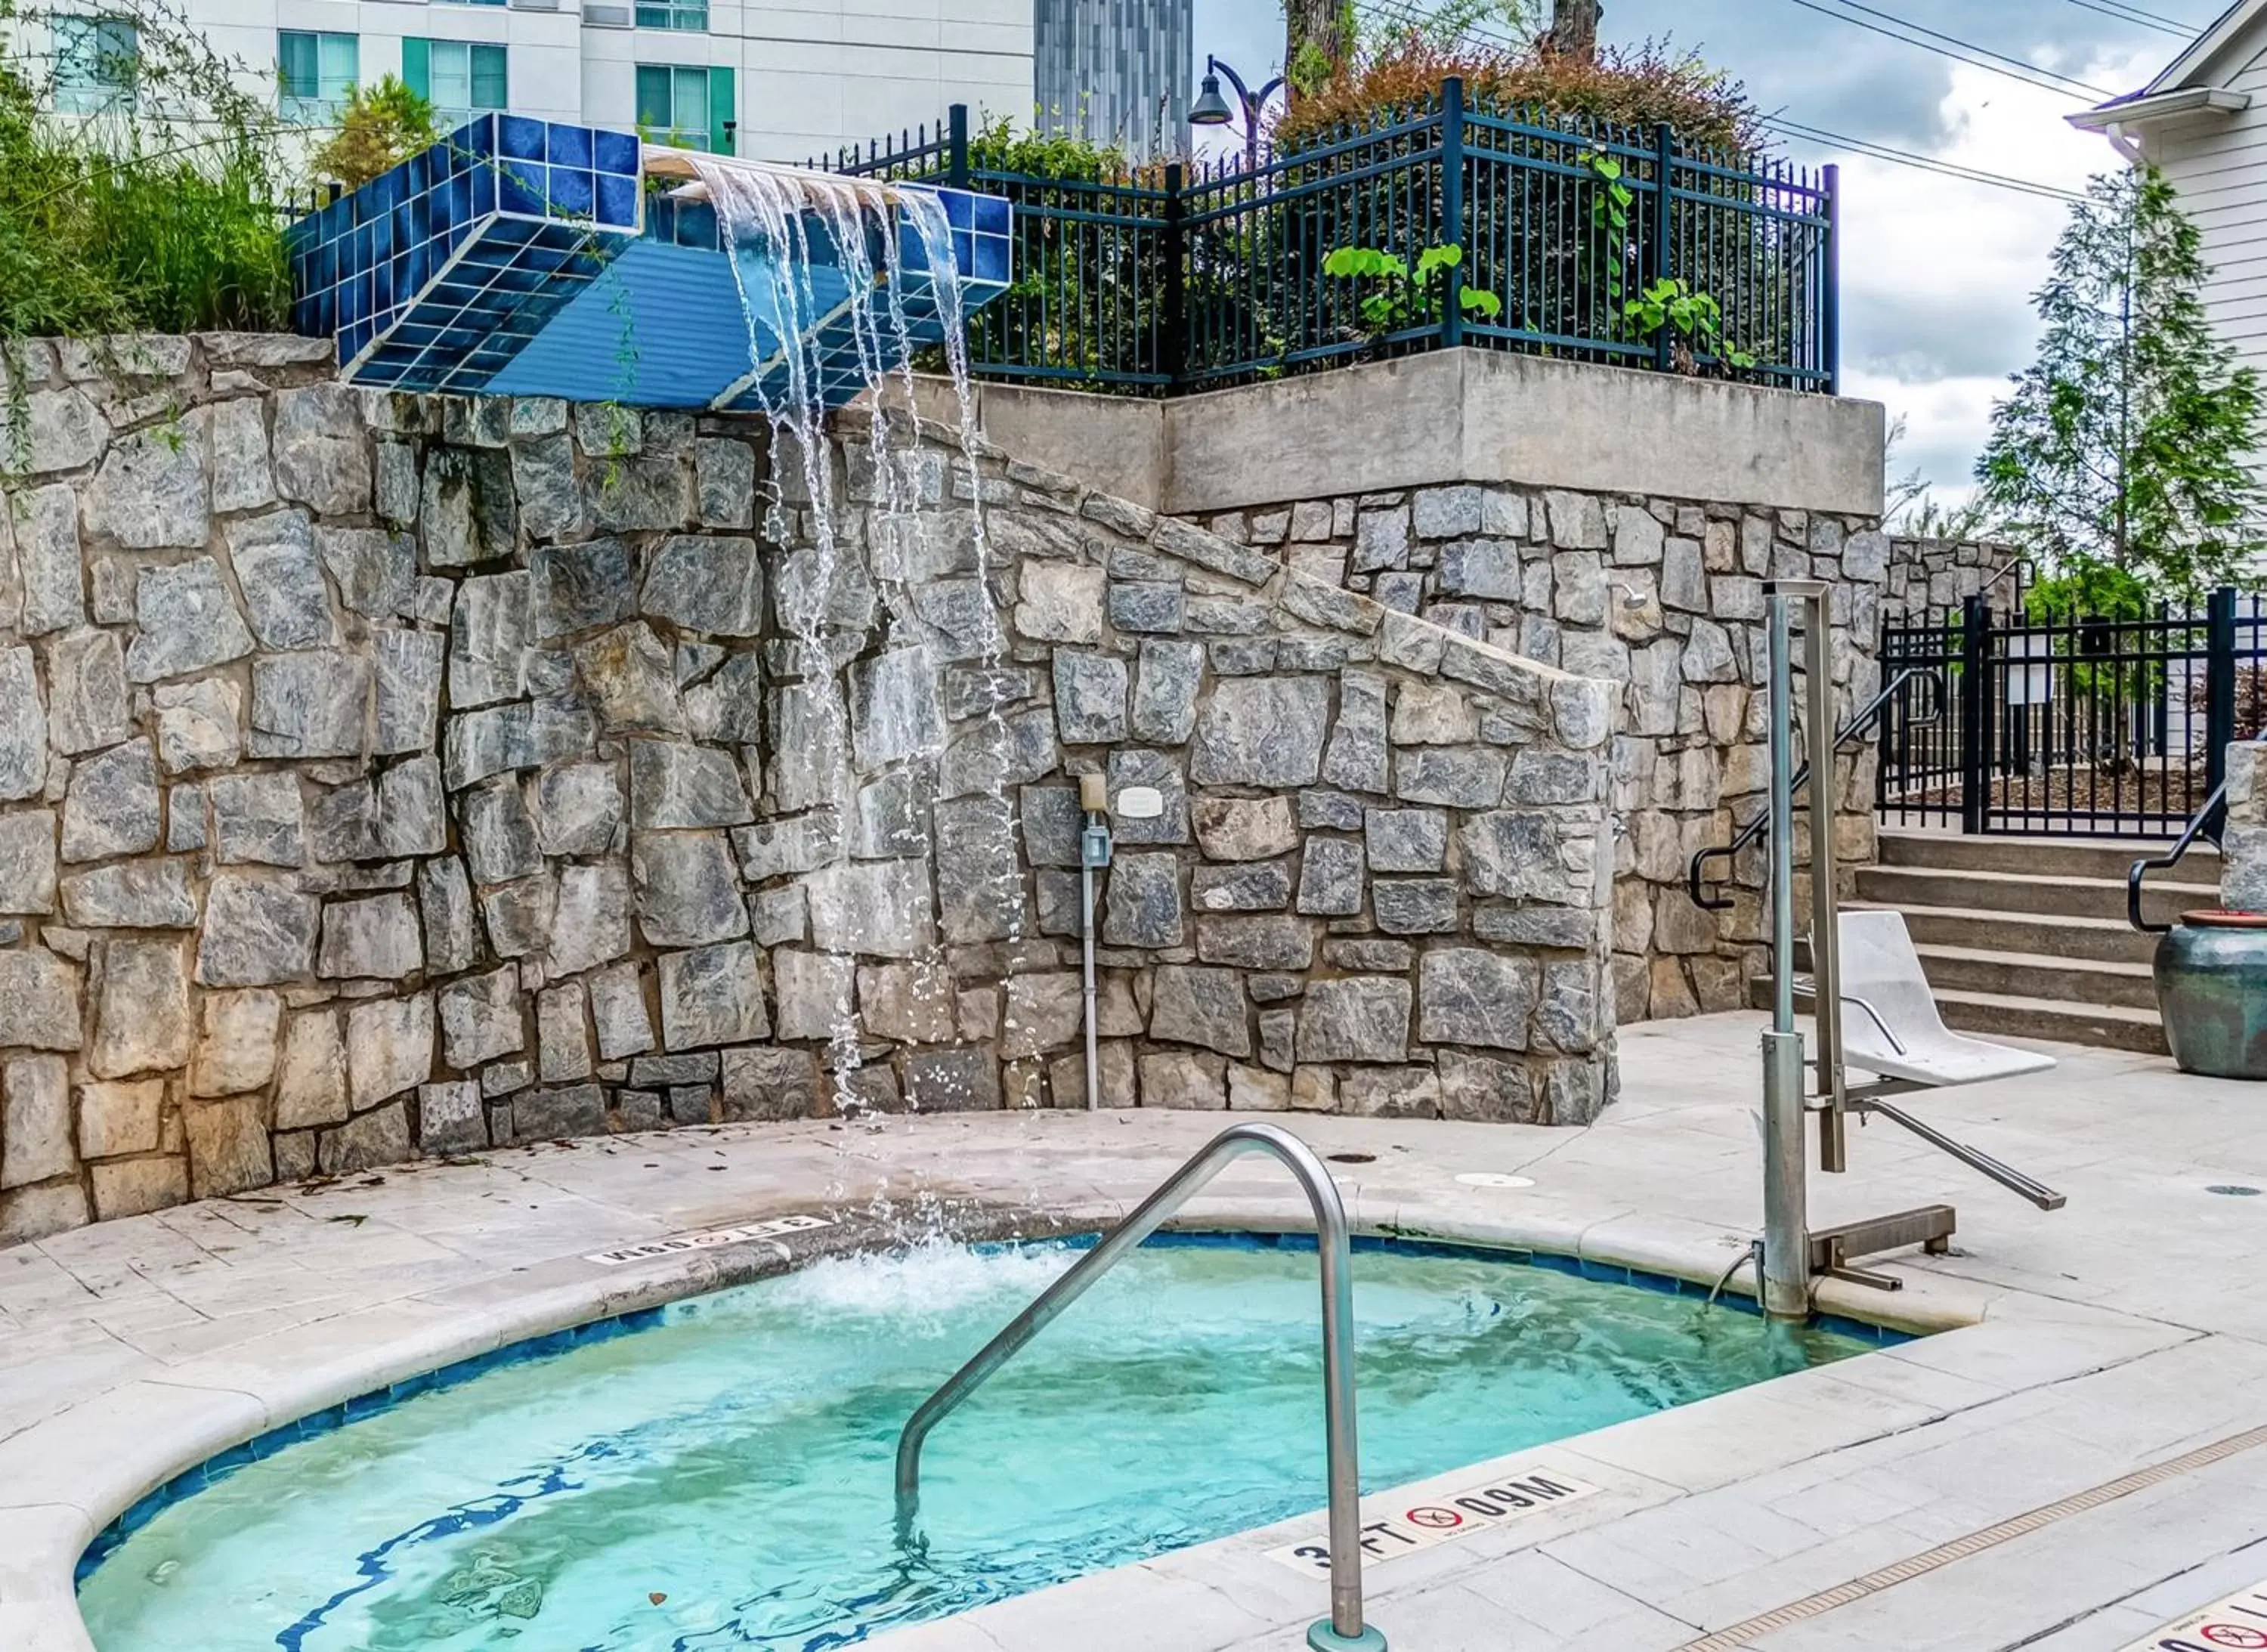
[{"left": 3, "top": 1010, "right": 2264, "bottom": 1651}]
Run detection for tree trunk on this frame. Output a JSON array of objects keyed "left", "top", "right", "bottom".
[
  {"left": 1543, "top": 0, "right": 1603, "bottom": 62},
  {"left": 1285, "top": 0, "right": 1353, "bottom": 94}
]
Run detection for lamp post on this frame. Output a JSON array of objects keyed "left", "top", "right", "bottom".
[{"left": 1189, "top": 54, "right": 1283, "bottom": 175}]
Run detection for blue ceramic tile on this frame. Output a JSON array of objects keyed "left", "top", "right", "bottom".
[
  {"left": 549, "top": 166, "right": 594, "bottom": 217},
  {"left": 499, "top": 114, "right": 546, "bottom": 162},
  {"left": 548, "top": 122, "right": 592, "bottom": 169},
  {"left": 595, "top": 127, "right": 639, "bottom": 176}
]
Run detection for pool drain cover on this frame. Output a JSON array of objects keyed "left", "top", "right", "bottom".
[
  {"left": 1328, "top": 1152, "right": 1377, "bottom": 1165},
  {"left": 2207, "top": 1185, "right": 2262, "bottom": 1197},
  {"left": 1455, "top": 1172, "right": 1536, "bottom": 1190}
]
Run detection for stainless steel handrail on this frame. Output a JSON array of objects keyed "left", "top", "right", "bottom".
[{"left": 892, "top": 1120, "right": 1385, "bottom": 1652}]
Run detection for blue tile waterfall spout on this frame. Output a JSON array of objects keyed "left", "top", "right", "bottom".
[{"left": 285, "top": 116, "right": 1010, "bottom": 410}]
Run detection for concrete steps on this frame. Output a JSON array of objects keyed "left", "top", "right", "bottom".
[{"left": 1752, "top": 828, "right": 2213, "bottom": 1056}]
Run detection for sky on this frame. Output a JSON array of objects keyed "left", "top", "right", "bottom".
[{"left": 1188, "top": 0, "right": 2219, "bottom": 512}]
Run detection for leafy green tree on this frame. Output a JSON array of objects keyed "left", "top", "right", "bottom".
[
  {"left": 311, "top": 75, "right": 438, "bottom": 190},
  {"left": 1975, "top": 165, "right": 2264, "bottom": 600}
]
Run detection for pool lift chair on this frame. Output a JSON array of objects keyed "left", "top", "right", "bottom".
[{"left": 1754, "top": 580, "right": 2066, "bottom": 1319}]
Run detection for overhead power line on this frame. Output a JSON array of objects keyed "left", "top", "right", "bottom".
[
  {"left": 1779, "top": 0, "right": 2114, "bottom": 101},
  {"left": 2063, "top": 0, "right": 2204, "bottom": 34},
  {"left": 1764, "top": 117, "right": 2088, "bottom": 201},
  {"left": 1352, "top": 0, "right": 2094, "bottom": 205}
]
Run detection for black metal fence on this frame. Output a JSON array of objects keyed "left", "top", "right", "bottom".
[
  {"left": 821, "top": 85, "right": 1839, "bottom": 397},
  {"left": 1879, "top": 588, "right": 2267, "bottom": 839}
]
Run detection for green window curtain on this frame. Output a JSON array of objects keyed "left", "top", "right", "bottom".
[
  {"left": 634, "top": 63, "right": 672, "bottom": 132},
  {"left": 399, "top": 36, "right": 429, "bottom": 102},
  {"left": 469, "top": 44, "right": 506, "bottom": 111},
  {"left": 278, "top": 29, "right": 316, "bottom": 102},
  {"left": 707, "top": 64, "right": 732, "bottom": 154}
]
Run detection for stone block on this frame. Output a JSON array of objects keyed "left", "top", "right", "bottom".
[
  {"left": 319, "top": 1100, "right": 412, "bottom": 1173},
  {"left": 228, "top": 510, "right": 334, "bottom": 649},
  {"left": 319, "top": 525, "right": 416, "bottom": 617},
  {"left": 0, "top": 648, "right": 46, "bottom": 801},
  {"left": 538, "top": 981, "right": 593, "bottom": 1082},
  {"left": 1001, "top": 971, "right": 1083, "bottom": 1059},
  {"left": 657, "top": 941, "right": 769, "bottom": 1050},
  {"left": 721, "top": 1046, "right": 822, "bottom": 1121},
  {"left": 850, "top": 646, "right": 946, "bottom": 771},
  {"left": 91, "top": 1156, "right": 187, "bottom": 1220},
  {"left": 775, "top": 947, "right": 856, "bottom": 1042},
  {"left": 438, "top": 966, "right": 524, "bottom": 1069},
  {"left": 642, "top": 534, "right": 765, "bottom": 635},
  {"left": 1365, "top": 808, "right": 1447, "bottom": 874},
  {"left": 272, "top": 383, "right": 371, "bottom": 515},
  {"left": 60, "top": 738, "right": 159, "bottom": 861},
  {"left": 1294, "top": 977, "right": 1411, "bottom": 1064},
  {"left": 589, "top": 961, "right": 655, "bottom": 1060},
  {"left": 1321, "top": 670, "right": 1388, "bottom": 795},
  {"left": 1418, "top": 948, "right": 1537, "bottom": 1050},
  {"left": 1192, "top": 858, "right": 1293, "bottom": 912},
  {"left": 481, "top": 871, "right": 556, "bottom": 957},
  {"left": 373, "top": 630, "right": 444, "bottom": 755},
  {"left": 1396, "top": 745, "right": 1508, "bottom": 809},
  {"left": 88, "top": 422, "right": 209, "bottom": 550},
  {"left": 806, "top": 857, "right": 934, "bottom": 958},
  {"left": 419, "top": 1080, "right": 487, "bottom": 1155},
  {"left": 1102, "top": 850, "right": 1183, "bottom": 948},
  {"left": 534, "top": 762, "right": 624, "bottom": 857},
  {"left": 1053, "top": 651, "right": 1129, "bottom": 744},
  {"left": 1195, "top": 916, "right": 1315, "bottom": 971},
  {"left": 1297, "top": 837, "right": 1365, "bottom": 917},
  {"left": 208, "top": 771, "right": 303, "bottom": 868},
  {"left": 184, "top": 1095, "right": 272, "bottom": 1198},
  {"left": 1, "top": 1055, "right": 73, "bottom": 1188},
  {"left": 346, "top": 994, "right": 434, "bottom": 1109},
  {"left": 1139, "top": 1050, "right": 1226, "bottom": 1109},
  {"left": 858, "top": 961, "right": 955, "bottom": 1044},
  {"left": 1373, "top": 879, "right": 1460, "bottom": 935},
  {"left": 189, "top": 989, "right": 282, "bottom": 1097},
  {"left": 275, "top": 1010, "right": 350, "bottom": 1130},
  {"left": 45, "top": 627, "right": 128, "bottom": 755},
  {"left": 154, "top": 679, "right": 243, "bottom": 775},
  {"left": 419, "top": 857, "right": 477, "bottom": 975},
  {"left": 128, "top": 558, "right": 255, "bottom": 682},
  {"left": 423, "top": 444, "right": 519, "bottom": 564},
  {"left": 0, "top": 386, "right": 107, "bottom": 480},
  {"left": 529, "top": 537, "right": 634, "bottom": 639},
  {"left": 574, "top": 622, "right": 684, "bottom": 734},
  {"left": 17, "top": 485, "right": 85, "bottom": 638},
  {"left": 632, "top": 830, "right": 750, "bottom": 947},
  {"left": 0, "top": 1179, "right": 88, "bottom": 1241},
  {"left": 1149, "top": 965, "right": 1251, "bottom": 1057},
  {"left": 1191, "top": 796, "right": 1297, "bottom": 862},
  {"left": 248, "top": 651, "right": 371, "bottom": 759},
  {"left": 1412, "top": 484, "right": 1484, "bottom": 540},
  {"left": 905, "top": 1048, "right": 1003, "bottom": 1112},
  {"left": 938, "top": 707, "right": 1056, "bottom": 800},
  {"left": 447, "top": 571, "right": 530, "bottom": 709},
  {"left": 545, "top": 862, "right": 631, "bottom": 979},
  {"left": 0, "top": 811, "right": 56, "bottom": 914},
  {"left": 318, "top": 893, "right": 423, "bottom": 979},
  {"left": 1125, "top": 642, "right": 1202, "bottom": 749},
  {"left": 1192, "top": 677, "right": 1330, "bottom": 787},
  {"left": 1014, "top": 560, "right": 1106, "bottom": 645},
  {"left": 89, "top": 939, "right": 185, "bottom": 1075},
  {"left": 78, "top": 1077, "right": 164, "bottom": 1159},
  {"left": 1341, "top": 1067, "right": 1440, "bottom": 1119}
]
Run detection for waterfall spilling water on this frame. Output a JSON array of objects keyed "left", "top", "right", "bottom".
[{"left": 682, "top": 156, "right": 1022, "bottom": 1114}]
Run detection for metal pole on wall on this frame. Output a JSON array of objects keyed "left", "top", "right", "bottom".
[
  {"left": 1760, "top": 585, "right": 1811, "bottom": 1319},
  {"left": 1802, "top": 583, "right": 1847, "bottom": 1173}
]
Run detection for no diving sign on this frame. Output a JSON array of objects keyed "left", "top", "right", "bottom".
[
  {"left": 2120, "top": 1580, "right": 2267, "bottom": 1652},
  {"left": 585, "top": 1213, "right": 834, "bottom": 1266},
  {"left": 1265, "top": 1469, "right": 1601, "bottom": 1576}
]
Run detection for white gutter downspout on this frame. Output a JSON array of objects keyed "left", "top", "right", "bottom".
[{"left": 2105, "top": 121, "right": 2146, "bottom": 164}]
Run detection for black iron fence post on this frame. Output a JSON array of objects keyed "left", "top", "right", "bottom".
[
  {"left": 1823, "top": 162, "right": 1842, "bottom": 395},
  {"left": 1650, "top": 123, "right": 1675, "bottom": 372},
  {"left": 1959, "top": 594, "right": 1991, "bottom": 835},
  {"left": 1162, "top": 161, "right": 1188, "bottom": 388},
  {"left": 1439, "top": 77, "right": 1467, "bottom": 349},
  {"left": 946, "top": 104, "right": 970, "bottom": 190},
  {"left": 2207, "top": 584, "right": 2239, "bottom": 836}
]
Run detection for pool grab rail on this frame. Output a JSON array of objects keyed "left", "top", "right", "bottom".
[{"left": 892, "top": 1120, "right": 1386, "bottom": 1652}]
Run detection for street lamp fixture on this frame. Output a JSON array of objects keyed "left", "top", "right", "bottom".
[{"left": 1189, "top": 54, "right": 1282, "bottom": 174}]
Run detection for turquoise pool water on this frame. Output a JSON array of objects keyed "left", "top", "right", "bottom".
[{"left": 79, "top": 1236, "right": 1877, "bottom": 1651}]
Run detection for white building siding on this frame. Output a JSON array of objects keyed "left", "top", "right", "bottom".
[{"left": 2147, "top": 47, "right": 2267, "bottom": 381}]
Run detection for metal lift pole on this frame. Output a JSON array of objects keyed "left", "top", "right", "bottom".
[{"left": 1760, "top": 583, "right": 1813, "bottom": 1319}]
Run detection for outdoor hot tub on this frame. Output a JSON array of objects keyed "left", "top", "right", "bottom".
[{"left": 74, "top": 1233, "right": 1888, "bottom": 1652}]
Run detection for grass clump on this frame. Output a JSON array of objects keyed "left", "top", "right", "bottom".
[{"left": 0, "top": 0, "right": 295, "bottom": 343}]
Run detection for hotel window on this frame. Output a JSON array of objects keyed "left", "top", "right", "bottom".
[
  {"left": 278, "top": 29, "right": 357, "bottom": 124},
  {"left": 404, "top": 39, "right": 507, "bottom": 129},
  {"left": 636, "top": 0, "right": 709, "bottom": 31},
  {"left": 634, "top": 63, "right": 732, "bottom": 152},
  {"left": 54, "top": 17, "right": 138, "bottom": 114}
]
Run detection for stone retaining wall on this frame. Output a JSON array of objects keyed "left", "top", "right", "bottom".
[
  {"left": 1179, "top": 486, "right": 1884, "bottom": 1025},
  {"left": 0, "top": 335, "right": 1618, "bottom": 1244}
]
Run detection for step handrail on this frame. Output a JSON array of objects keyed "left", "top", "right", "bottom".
[
  {"left": 1690, "top": 664, "right": 1944, "bottom": 913},
  {"left": 2129, "top": 777, "right": 2228, "bottom": 935},
  {"left": 892, "top": 1120, "right": 1382, "bottom": 1650}
]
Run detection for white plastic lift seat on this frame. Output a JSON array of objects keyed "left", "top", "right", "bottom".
[{"left": 1831, "top": 911, "right": 2058, "bottom": 1088}]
